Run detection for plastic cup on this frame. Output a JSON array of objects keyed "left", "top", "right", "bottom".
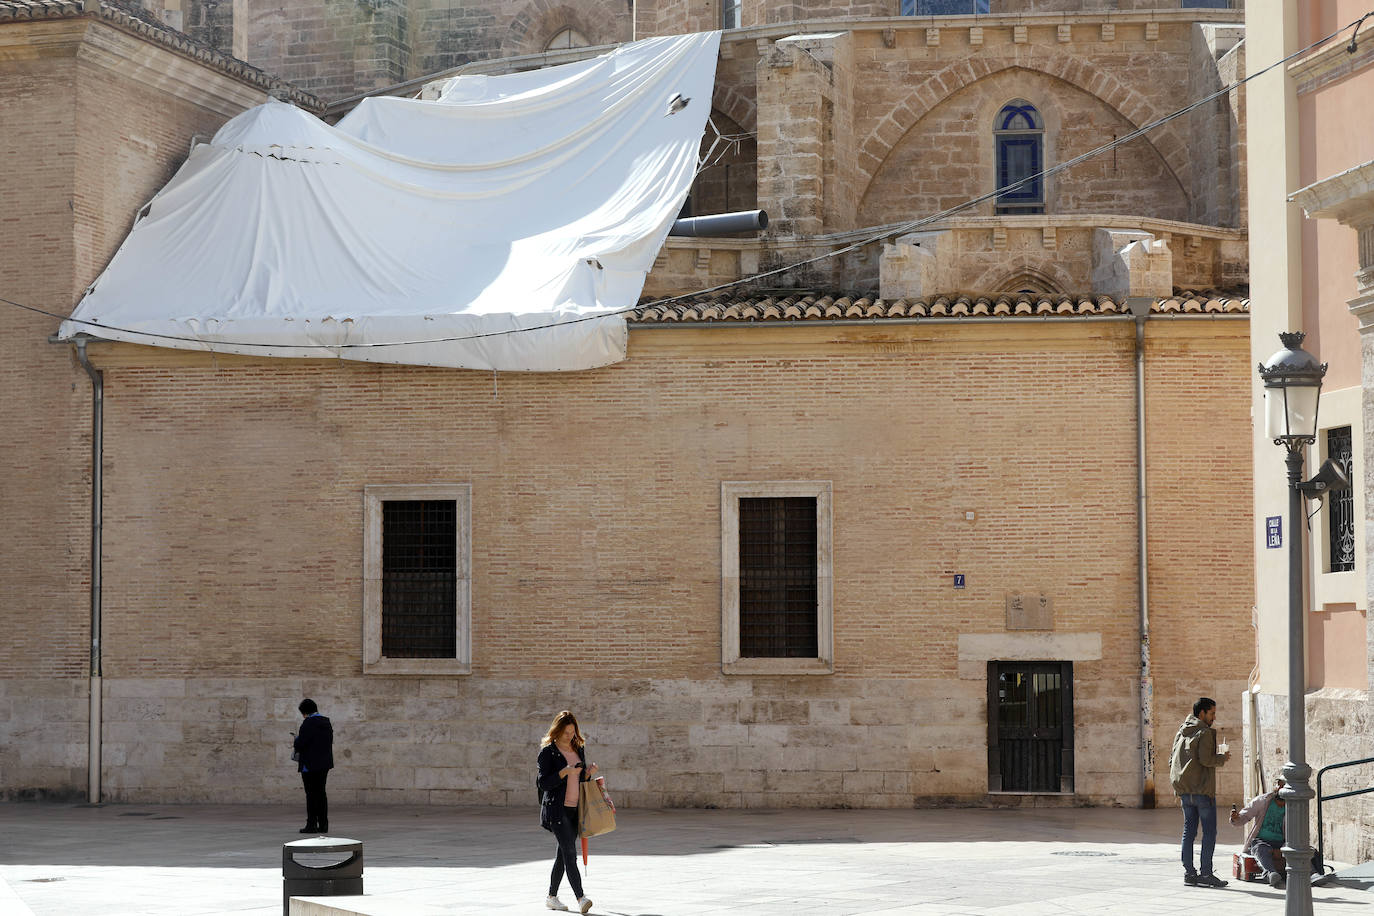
[{"left": 1218, "top": 742, "right": 1229, "bottom": 755}]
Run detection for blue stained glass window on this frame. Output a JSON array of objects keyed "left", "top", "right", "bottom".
[
  {"left": 901, "top": 0, "right": 990, "bottom": 13},
  {"left": 994, "top": 100, "right": 1044, "bottom": 214}
]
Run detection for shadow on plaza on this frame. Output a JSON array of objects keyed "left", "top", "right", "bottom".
[{"left": 1, "top": 799, "right": 1368, "bottom": 904}]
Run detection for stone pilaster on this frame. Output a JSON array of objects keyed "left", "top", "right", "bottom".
[{"left": 755, "top": 33, "right": 844, "bottom": 240}]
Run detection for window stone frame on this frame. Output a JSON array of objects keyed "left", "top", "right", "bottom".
[
  {"left": 720, "top": 480, "right": 833, "bottom": 675},
  {"left": 363, "top": 483, "right": 472, "bottom": 675}
]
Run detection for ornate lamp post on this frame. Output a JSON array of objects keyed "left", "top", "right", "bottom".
[{"left": 1258, "top": 330, "right": 1326, "bottom": 916}]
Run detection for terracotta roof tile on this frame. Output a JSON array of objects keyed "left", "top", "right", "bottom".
[
  {"left": 631, "top": 290, "right": 1247, "bottom": 323},
  {"left": 0, "top": 0, "right": 322, "bottom": 112}
]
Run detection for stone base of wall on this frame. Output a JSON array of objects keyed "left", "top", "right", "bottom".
[
  {"left": 4, "top": 675, "right": 1148, "bottom": 809},
  {"left": 1243, "top": 688, "right": 1374, "bottom": 866}
]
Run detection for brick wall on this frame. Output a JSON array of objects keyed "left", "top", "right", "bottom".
[
  {"left": 0, "top": 36, "right": 89, "bottom": 693},
  {"left": 0, "top": 318, "right": 1253, "bottom": 807},
  {"left": 0, "top": 17, "right": 272, "bottom": 798}
]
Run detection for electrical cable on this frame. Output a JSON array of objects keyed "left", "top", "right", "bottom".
[{"left": 7, "top": 10, "right": 1372, "bottom": 353}]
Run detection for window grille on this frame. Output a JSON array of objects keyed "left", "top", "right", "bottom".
[
  {"left": 900, "top": 0, "right": 989, "bottom": 14},
  {"left": 722, "top": 0, "right": 741, "bottom": 29},
  {"left": 1326, "top": 426, "right": 1355, "bottom": 573},
  {"left": 381, "top": 500, "right": 457, "bottom": 657},
  {"left": 738, "top": 496, "right": 818, "bottom": 657},
  {"left": 994, "top": 100, "right": 1045, "bottom": 215}
]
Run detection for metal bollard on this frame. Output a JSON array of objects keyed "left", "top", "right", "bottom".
[{"left": 282, "top": 836, "right": 363, "bottom": 916}]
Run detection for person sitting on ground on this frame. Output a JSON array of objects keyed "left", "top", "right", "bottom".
[{"left": 1230, "top": 777, "right": 1287, "bottom": 887}]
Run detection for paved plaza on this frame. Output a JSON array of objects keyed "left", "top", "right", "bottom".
[{"left": 1, "top": 802, "right": 1371, "bottom": 915}]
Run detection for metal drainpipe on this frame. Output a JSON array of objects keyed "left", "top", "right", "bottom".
[
  {"left": 1127, "top": 298, "right": 1155, "bottom": 809},
  {"left": 75, "top": 338, "right": 103, "bottom": 805}
]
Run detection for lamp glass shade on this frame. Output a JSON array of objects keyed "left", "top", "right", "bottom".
[{"left": 1264, "top": 381, "right": 1321, "bottom": 441}]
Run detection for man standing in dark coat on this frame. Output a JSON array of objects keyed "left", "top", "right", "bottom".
[{"left": 294, "top": 698, "right": 334, "bottom": 834}]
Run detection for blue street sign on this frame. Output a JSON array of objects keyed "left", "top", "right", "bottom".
[
  {"left": 1266, "top": 516, "right": 1282, "bottom": 549},
  {"left": 953, "top": 574, "right": 966, "bottom": 589}
]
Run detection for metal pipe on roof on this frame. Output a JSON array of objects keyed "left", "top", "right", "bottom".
[
  {"left": 668, "top": 210, "right": 769, "bottom": 237},
  {"left": 74, "top": 338, "right": 103, "bottom": 806}
]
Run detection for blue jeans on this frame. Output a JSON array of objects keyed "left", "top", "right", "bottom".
[
  {"left": 1180, "top": 793, "right": 1218, "bottom": 876},
  {"left": 1254, "top": 838, "right": 1283, "bottom": 879}
]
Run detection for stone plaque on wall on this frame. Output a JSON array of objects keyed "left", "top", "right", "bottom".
[{"left": 1006, "top": 592, "right": 1053, "bottom": 630}]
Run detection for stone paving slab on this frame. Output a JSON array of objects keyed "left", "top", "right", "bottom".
[{"left": 0, "top": 802, "right": 1369, "bottom": 915}]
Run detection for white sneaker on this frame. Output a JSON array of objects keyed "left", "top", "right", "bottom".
[
  {"left": 545, "top": 895, "right": 569, "bottom": 911},
  {"left": 577, "top": 897, "right": 593, "bottom": 914}
]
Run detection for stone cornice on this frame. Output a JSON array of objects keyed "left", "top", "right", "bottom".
[
  {"left": 0, "top": 0, "right": 323, "bottom": 113},
  {"left": 1288, "top": 30, "right": 1374, "bottom": 96},
  {"left": 0, "top": 19, "right": 267, "bottom": 118},
  {"left": 662, "top": 213, "right": 1246, "bottom": 253},
  {"left": 1289, "top": 159, "right": 1374, "bottom": 226}
]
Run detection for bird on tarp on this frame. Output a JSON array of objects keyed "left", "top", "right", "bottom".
[{"left": 665, "top": 93, "right": 690, "bottom": 116}]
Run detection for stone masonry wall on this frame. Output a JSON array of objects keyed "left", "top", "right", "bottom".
[
  {"left": 0, "top": 319, "right": 1253, "bottom": 808},
  {"left": 852, "top": 38, "right": 1192, "bottom": 226},
  {"left": 1244, "top": 691, "right": 1374, "bottom": 866}
]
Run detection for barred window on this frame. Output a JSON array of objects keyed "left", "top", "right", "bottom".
[
  {"left": 721, "top": 481, "right": 833, "bottom": 675},
  {"left": 1326, "top": 426, "right": 1355, "bottom": 573},
  {"left": 364, "top": 485, "right": 471, "bottom": 675},
  {"left": 381, "top": 500, "right": 457, "bottom": 657},
  {"left": 739, "top": 497, "right": 818, "bottom": 657}
]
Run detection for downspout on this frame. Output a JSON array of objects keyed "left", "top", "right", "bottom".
[
  {"left": 74, "top": 338, "right": 103, "bottom": 805},
  {"left": 1127, "top": 297, "right": 1155, "bottom": 809}
]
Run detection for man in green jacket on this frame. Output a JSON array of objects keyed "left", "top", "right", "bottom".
[{"left": 1170, "top": 697, "right": 1232, "bottom": 887}]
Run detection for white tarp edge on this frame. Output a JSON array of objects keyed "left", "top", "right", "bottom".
[{"left": 57, "top": 31, "right": 721, "bottom": 371}]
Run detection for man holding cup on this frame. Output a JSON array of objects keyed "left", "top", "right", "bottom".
[{"left": 1169, "top": 697, "right": 1231, "bottom": 888}]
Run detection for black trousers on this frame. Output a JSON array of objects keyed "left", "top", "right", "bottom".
[
  {"left": 301, "top": 769, "right": 329, "bottom": 829},
  {"left": 549, "top": 805, "right": 583, "bottom": 899}
]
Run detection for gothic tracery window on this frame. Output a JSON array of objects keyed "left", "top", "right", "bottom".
[{"left": 994, "top": 100, "right": 1045, "bottom": 215}]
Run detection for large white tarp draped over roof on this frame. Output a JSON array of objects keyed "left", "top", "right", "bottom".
[{"left": 58, "top": 31, "right": 721, "bottom": 371}]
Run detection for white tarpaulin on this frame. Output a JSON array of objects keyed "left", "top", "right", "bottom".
[{"left": 58, "top": 31, "right": 721, "bottom": 371}]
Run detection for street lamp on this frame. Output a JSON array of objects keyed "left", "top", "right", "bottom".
[{"left": 1257, "top": 330, "right": 1326, "bottom": 916}]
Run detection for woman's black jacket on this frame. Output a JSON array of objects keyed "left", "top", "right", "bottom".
[{"left": 537, "top": 742, "right": 587, "bottom": 831}]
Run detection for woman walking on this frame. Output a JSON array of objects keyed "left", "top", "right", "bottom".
[{"left": 537, "top": 710, "right": 597, "bottom": 913}]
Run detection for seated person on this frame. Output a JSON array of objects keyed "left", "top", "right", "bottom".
[{"left": 1230, "top": 777, "right": 1287, "bottom": 887}]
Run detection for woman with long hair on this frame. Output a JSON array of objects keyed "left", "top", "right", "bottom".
[{"left": 537, "top": 709, "right": 598, "bottom": 913}]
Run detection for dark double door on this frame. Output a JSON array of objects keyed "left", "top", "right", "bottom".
[{"left": 987, "top": 661, "right": 1074, "bottom": 793}]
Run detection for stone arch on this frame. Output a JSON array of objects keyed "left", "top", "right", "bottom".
[
  {"left": 504, "top": 0, "right": 628, "bottom": 58},
  {"left": 693, "top": 107, "right": 758, "bottom": 214},
  {"left": 711, "top": 82, "right": 756, "bottom": 134},
  {"left": 970, "top": 260, "right": 1076, "bottom": 296},
  {"left": 855, "top": 51, "right": 1192, "bottom": 209}
]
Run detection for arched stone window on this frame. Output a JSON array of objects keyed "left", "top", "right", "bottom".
[
  {"left": 994, "top": 99, "right": 1045, "bottom": 215},
  {"left": 545, "top": 27, "right": 590, "bottom": 50}
]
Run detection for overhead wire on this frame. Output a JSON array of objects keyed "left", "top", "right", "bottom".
[{"left": 8, "top": 10, "right": 1372, "bottom": 353}]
